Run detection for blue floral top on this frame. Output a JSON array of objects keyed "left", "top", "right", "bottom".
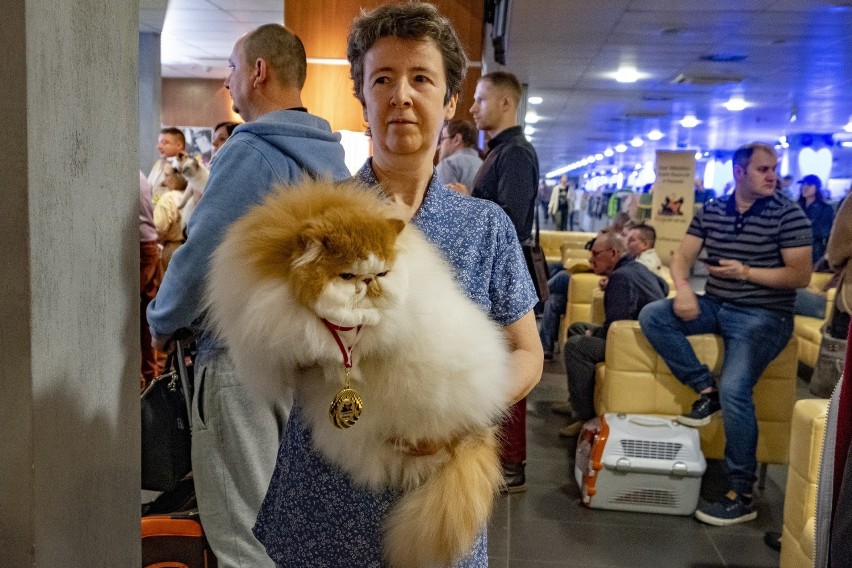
[{"left": 253, "top": 161, "right": 537, "bottom": 567}]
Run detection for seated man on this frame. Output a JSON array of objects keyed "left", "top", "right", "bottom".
[
  {"left": 626, "top": 223, "right": 663, "bottom": 275},
  {"left": 638, "top": 142, "right": 812, "bottom": 526},
  {"left": 560, "top": 232, "right": 669, "bottom": 436}
]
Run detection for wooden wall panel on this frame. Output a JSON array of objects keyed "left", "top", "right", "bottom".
[
  {"left": 287, "top": 0, "right": 484, "bottom": 132},
  {"left": 161, "top": 78, "right": 240, "bottom": 128}
]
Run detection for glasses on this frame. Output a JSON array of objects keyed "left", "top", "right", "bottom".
[{"left": 590, "top": 247, "right": 613, "bottom": 258}]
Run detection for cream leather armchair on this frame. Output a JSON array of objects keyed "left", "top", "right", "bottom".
[
  {"left": 780, "top": 398, "right": 829, "bottom": 568},
  {"left": 794, "top": 272, "right": 837, "bottom": 368},
  {"left": 594, "top": 320, "right": 798, "bottom": 465}
]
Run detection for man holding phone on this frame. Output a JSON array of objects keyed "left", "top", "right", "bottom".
[{"left": 639, "top": 142, "right": 812, "bottom": 526}]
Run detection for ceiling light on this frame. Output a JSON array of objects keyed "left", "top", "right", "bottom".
[
  {"left": 614, "top": 66, "right": 641, "bottom": 83},
  {"left": 611, "top": 167, "right": 619, "bottom": 174},
  {"left": 647, "top": 129, "right": 664, "bottom": 141},
  {"left": 524, "top": 126, "right": 536, "bottom": 135},
  {"left": 595, "top": 153, "right": 604, "bottom": 161},
  {"left": 630, "top": 136, "right": 644, "bottom": 147},
  {"left": 680, "top": 114, "right": 701, "bottom": 128},
  {"left": 841, "top": 141, "right": 852, "bottom": 148},
  {"left": 634, "top": 163, "right": 642, "bottom": 170},
  {"left": 527, "top": 96, "right": 543, "bottom": 105},
  {"left": 525, "top": 112, "right": 541, "bottom": 124},
  {"left": 604, "top": 148, "right": 614, "bottom": 157},
  {"left": 844, "top": 117, "right": 852, "bottom": 132},
  {"left": 615, "top": 144, "right": 628, "bottom": 153},
  {"left": 694, "top": 151, "right": 702, "bottom": 160},
  {"left": 586, "top": 155, "right": 595, "bottom": 163},
  {"left": 723, "top": 96, "right": 748, "bottom": 111}
]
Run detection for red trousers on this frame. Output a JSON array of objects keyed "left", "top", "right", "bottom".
[
  {"left": 140, "top": 241, "right": 161, "bottom": 387},
  {"left": 499, "top": 398, "right": 526, "bottom": 466}
]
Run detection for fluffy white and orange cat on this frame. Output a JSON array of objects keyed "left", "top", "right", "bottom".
[{"left": 205, "top": 178, "right": 512, "bottom": 568}]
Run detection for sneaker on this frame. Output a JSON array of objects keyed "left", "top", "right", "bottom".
[
  {"left": 677, "top": 391, "right": 721, "bottom": 427},
  {"left": 558, "top": 420, "right": 583, "bottom": 438},
  {"left": 694, "top": 491, "right": 757, "bottom": 526},
  {"left": 551, "top": 401, "right": 573, "bottom": 415},
  {"left": 500, "top": 463, "right": 526, "bottom": 494}
]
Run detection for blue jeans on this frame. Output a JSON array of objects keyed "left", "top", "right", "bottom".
[
  {"left": 638, "top": 296, "right": 793, "bottom": 494},
  {"left": 538, "top": 270, "right": 570, "bottom": 354}
]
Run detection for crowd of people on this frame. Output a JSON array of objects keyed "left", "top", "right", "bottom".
[{"left": 137, "top": 1, "right": 852, "bottom": 565}]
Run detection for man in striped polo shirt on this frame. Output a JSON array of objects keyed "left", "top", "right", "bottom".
[{"left": 639, "top": 142, "right": 812, "bottom": 526}]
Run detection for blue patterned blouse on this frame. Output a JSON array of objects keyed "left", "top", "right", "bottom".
[{"left": 252, "top": 162, "right": 537, "bottom": 567}]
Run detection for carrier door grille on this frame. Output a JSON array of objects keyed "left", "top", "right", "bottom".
[{"left": 619, "top": 439, "right": 682, "bottom": 460}]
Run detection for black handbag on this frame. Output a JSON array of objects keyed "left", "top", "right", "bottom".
[
  {"left": 522, "top": 210, "right": 550, "bottom": 302},
  {"left": 141, "top": 342, "right": 193, "bottom": 492}
]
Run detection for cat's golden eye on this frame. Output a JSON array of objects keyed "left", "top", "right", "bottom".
[
  {"left": 339, "top": 273, "right": 355, "bottom": 280},
  {"left": 377, "top": 271, "right": 389, "bottom": 277}
]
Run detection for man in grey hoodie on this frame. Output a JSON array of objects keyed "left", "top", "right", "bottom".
[{"left": 147, "top": 24, "right": 350, "bottom": 567}]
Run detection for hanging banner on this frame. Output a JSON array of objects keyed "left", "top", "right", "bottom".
[{"left": 650, "top": 151, "right": 696, "bottom": 265}]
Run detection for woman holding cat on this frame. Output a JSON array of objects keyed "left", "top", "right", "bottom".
[{"left": 252, "top": 3, "right": 543, "bottom": 566}]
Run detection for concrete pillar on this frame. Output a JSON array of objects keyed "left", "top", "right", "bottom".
[
  {"left": 0, "top": 0, "right": 140, "bottom": 565},
  {"left": 139, "top": 32, "right": 162, "bottom": 174}
]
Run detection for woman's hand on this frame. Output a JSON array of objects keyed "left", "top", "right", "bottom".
[{"left": 389, "top": 437, "right": 445, "bottom": 457}]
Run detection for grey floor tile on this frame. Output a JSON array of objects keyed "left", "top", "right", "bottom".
[
  {"left": 706, "top": 531, "right": 781, "bottom": 568},
  {"left": 508, "top": 517, "right": 722, "bottom": 566}
]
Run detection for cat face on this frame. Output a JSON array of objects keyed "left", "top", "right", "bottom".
[
  {"left": 291, "top": 217, "right": 405, "bottom": 326},
  {"left": 170, "top": 152, "right": 200, "bottom": 178}
]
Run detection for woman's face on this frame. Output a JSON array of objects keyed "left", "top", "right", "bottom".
[
  {"left": 361, "top": 36, "right": 457, "bottom": 164},
  {"left": 801, "top": 183, "right": 817, "bottom": 200}
]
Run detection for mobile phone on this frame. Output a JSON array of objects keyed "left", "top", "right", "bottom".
[{"left": 699, "top": 257, "right": 722, "bottom": 266}]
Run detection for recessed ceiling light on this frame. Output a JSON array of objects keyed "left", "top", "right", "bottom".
[
  {"left": 611, "top": 167, "right": 619, "bottom": 174},
  {"left": 615, "top": 144, "right": 628, "bottom": 153},
  {"left": 613, "top": 66, "right": 644, "bottom": 83},
  {"left": 723, "top": 96, "right": 749, "bottom": 111},
  {"left": 524, "top": 126, "right": 536, "bottom": 135},
  {"left": 844, "top": 117, "right": 852, "bottom": 132},
  {"left": 680, "top": 114, "right": 701, "bottom": 128},
  {"left": 647, "top": 129, "right": 664, "bottom": 141},
  {"left": 694, "top": 151, "right": 703, "bottom": 160},
  {"left": 595, "top": 153, "right": 604, "bottom": 161},
  {"left": 630, "top": 136, "right": 644, "bottom": 147},
  {"left": 604, "top": 148, "right": 615, "bottom": 157},
  {"left": 525, "top": 112, "right": 541, "bottom": 124},
  {"left": 528, "top": 96, "right": 543, "bottom": 105}
]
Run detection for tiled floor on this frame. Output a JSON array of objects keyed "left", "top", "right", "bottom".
[{"left": 485, "top": 354, "right": 800, "bottom": 568}]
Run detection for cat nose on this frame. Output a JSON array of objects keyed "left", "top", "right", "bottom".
[{"left": 362, "top": 277, "right": 373, "bottom": 285}]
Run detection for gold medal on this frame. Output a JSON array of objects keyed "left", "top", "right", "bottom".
[{"left": 329, "top": 368, "right": 363, "bottom": 429}]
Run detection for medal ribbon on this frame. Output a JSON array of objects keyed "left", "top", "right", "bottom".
[{"left": 321, "top": 319, "right": 363, "bottom": 369}]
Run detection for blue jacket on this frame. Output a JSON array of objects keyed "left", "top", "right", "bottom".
[{"left": 147, "top": 110, "right": 350, "bottom": 357}]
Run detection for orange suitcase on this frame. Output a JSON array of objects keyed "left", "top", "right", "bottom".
[{"left": 141, "top": 511, "right": 217, "bottom": 568}]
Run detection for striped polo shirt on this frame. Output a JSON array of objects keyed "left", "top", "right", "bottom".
[{"left": 687, "top": 192, "right": 812, "bottom": 313}]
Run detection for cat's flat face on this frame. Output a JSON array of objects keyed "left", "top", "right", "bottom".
[
  {"left": 170, "top": 153, "right": 199, "bottom": 178},
  {"left": 292, "top": 223, "right": 403, "bottom": 327}
]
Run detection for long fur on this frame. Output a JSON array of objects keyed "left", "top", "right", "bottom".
[{"left": 205, "top": 178, "right": 511, "bottom": 567}]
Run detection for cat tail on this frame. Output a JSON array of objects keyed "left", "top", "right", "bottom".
[{"left": 382, "top": 428, "right": 502, "bottom": 568}]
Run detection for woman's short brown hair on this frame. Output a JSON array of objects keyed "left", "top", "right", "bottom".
[{"left": 347, "top": 2, "right": 467, "bottom": 106}]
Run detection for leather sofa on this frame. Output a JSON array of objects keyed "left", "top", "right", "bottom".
[
  {"left": 539, "top": 230, "right": 596, "bottom": 265},
  {"left": 794, "top": 272, "right": 837, "bottom": 368},
  {"left": 594, "top": 320, "right": 798, "bottom": 465},
  {"left": 560, "top": 272, "right": 602, "bottom": 347},
  {"left": 780, "top": 398, "right": 828, "bottom": 568}
]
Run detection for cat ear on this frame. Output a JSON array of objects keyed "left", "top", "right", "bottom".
[
  {"left": 387, "top": 218, "right": 405, "bottom": 236},
  {"left": 292, "top": 222, "right": 327, "bottom": 268}
]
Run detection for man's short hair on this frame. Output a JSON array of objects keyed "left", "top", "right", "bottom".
[
  {"left": 480, "top": 71, "right": 522, "bottom": 106},
  {"left": 445, "top": 119, "right": 478, "bottom": 148},
  {"left": 347, "top": 2, "right": 467, "bottom": 106},
  {"left": 160, "top": 127, "right": 185, "bottom": 147},
  {"left": 593, "top": 231, "right": 627, "bottom": 254},
  {"left": 214, "top": 121, "right": 241, "bottom": 136},
  {"left": 732, "top": 142, "right": 776, "bottom": 171},
  {"left": 631, "top": 223, "right": 656, "bottom": 248},
  {"left": 243, "top": 24, "right": 307, "bottom": 89}
]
